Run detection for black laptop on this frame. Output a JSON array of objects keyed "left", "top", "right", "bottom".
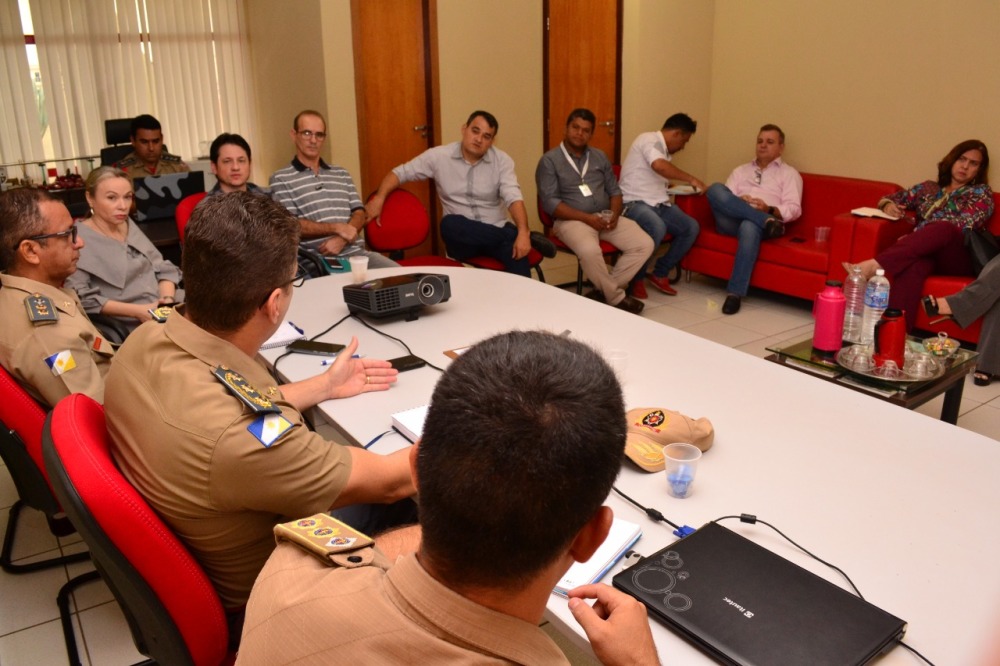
[
  {"left": 613, "top": 522, "right": 906, "bottom": 666},
  {"left": 133, "top": 171, "right": 205, "bottom": 222}
]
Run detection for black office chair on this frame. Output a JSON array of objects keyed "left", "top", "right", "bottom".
[{"left": 100, "top": 119, "right": 134, "bottom": 166}]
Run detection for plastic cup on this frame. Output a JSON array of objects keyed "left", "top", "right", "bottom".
[
  {"left": 349, "top": 255, "right": 369, "bottom": 284},
  {"left": 815, "top": 226, "right": 831, "bottom": 243},
  {"left": 664, "top": 443, "right": 702, "bottom": 499},
  {"left": 599, "top": 210, "right": 614, "bottom": 223}
]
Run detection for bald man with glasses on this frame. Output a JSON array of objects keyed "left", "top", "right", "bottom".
[
  {"left": 269, "top": 110, "right": 396, "bottom": 269},
  {"left": 0, "top": 188, "right": 115, "bottom": 406}
]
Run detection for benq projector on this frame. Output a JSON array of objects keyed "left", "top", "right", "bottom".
[{"left": 342, "top": 273, "right": 451, "bottom": 320}]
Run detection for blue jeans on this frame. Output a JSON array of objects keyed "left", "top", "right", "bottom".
[
  {"left": 623, "top": 201, "right": 699, "bottom": 280},
  {"left": 440, "top": 215, "right": 529, "bottom": 277},
  {"left": 706, "top": 183, "right": 772, "bottom": 297}
]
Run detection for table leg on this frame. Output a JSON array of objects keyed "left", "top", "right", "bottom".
[{"left": 941, "top": 379, "right": 966, "bottom": 424}]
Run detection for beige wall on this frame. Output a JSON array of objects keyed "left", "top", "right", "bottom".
[
  {"left": 245, "top": 0, "right": 361, "bottom": 185},
  {"left": 622, "top": 1, "right": 715, "bottom": 181},
  {"left": 706, "top": 0, "right": 1000, "bottom": 187},
  {"left": 437, "top": 0, "right": 544, "bottom": 225},
  {"left": 245, "top": 0, "right": 324, "bottom": 180}
]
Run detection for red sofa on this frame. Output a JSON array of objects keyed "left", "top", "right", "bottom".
[
  {"left": 843, "top": 192, "right": 1000, "bottom": 343},
  {"left": 677, "top": 173, "right": 901, "bottom": 301}
]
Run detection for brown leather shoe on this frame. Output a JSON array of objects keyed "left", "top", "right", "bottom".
[{"left": 615, "top": 295, "right": 644, "bottom": 314}]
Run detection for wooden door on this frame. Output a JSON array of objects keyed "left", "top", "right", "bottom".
[
  {"left": 544, "top": 0, "right": 621, "bottom": 161},
  {"left": 352, "top": 0, "right": 439, "bottom": 255}
]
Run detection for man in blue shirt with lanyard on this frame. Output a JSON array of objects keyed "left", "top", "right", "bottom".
[{"left": 536, "top": 108, "right": 653, "bottom": 314}]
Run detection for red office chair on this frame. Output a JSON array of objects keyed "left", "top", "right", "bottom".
[
  {"left": 465, "top": 249, "right": 546, "bottom": 281},
  {"left": 537, "top": 197, "right": 621, "bottom": 294},
  {"left": 365, "top": 190, "right": 464, "bottom": 268},
  {"left": 0, "top": 366, "right": 89, "bottom": 573},
  {"left": 43, "top": 395, "right": 233, "bottom": 666},
  {"left": 176, "top": 192, "right": 207, "bottom": 243}
]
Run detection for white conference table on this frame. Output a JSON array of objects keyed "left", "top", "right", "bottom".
[{"left": 262, "top": 266, "right": 1000, "bottom": 665}]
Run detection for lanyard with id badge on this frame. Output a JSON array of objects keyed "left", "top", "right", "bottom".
[{"left": 560, "top": 143, "right": 593, "bottom": 198}]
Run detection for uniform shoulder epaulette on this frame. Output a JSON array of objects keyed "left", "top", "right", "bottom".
[
  {"left": 212, "top": 365, "right": 280, "bottom": 414},
  {"left": 24, "top": 293, "right": 58, "bottom": 325},
  {"left": 274, "top": 513, "right": 376, "bottom": 568},
  {"left": 116, "top": 154, "right": 138, "bottom": 167},
  {"left": 149, "top": 306, "right": 173, "bottom": 323},
  {"left": 161, "top": 152, "right": 183, "bottom": 163}
]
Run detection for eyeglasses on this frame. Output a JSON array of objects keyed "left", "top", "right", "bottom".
[
  {"left": 753, "top": 169, "right": 762, "bottom": 185},
  {"left": 16, "top": 223, "right": 79, "bottom": 249},
  {"left": 296, "top": 130, "right": 327, "bottom": 141},
  {"left": 259, "top": 271, "right": 307, "bottom": 307}
]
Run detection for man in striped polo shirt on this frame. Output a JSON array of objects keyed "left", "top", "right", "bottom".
[{"left": 269, "top": 110, "right": 396, "bottom": 269}]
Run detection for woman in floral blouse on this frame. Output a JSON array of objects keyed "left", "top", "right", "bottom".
[{"left": 848, "top": 139, "right": 993, "bottom": 330}]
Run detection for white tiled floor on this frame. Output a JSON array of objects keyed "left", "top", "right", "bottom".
[{"left": 1, "top": 252, "right": 996, "bottom": 665}]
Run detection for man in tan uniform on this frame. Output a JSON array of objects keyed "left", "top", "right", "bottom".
[
  {"left": 116, "top": 114, "right": 190, "bottom": 179},
  {"left": 238, "top": 331, "right": 661, "bottom": 666},
  {"left": 0, "top": 189, "right": 114, "bottom": 406},
  {"left": 104, "top": 193, "right": 418, "bottom": 635}
]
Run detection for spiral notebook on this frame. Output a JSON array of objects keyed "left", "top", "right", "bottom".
[
  {"left": 260, "top": 322, "right": 305, "bottom": 351},
  {"left": 391, "top": 405, "right": 428, "bottom": 442}
]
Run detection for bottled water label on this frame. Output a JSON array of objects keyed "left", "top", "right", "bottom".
[{"left": 864, "top": 289, "right": 889, "bottom": 309}]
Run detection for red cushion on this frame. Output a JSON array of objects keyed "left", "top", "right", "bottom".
[
  {"left": 397, "top": 256, "right": 465, "bottom": 268},
  {"left": 466, "top": 248, "right": 543, "bottom": 270},
  {"left": 0, "top": 366, "right": 49, "bottom": 485},
  {"left": 49, "top": 395, "right": 229, "bottom": 666},
  {"left": 176, "top": 192, "right": 207, "bottom": 243},
  {"left": 365, "top": 189, "right": 430, "bottom": 253}
]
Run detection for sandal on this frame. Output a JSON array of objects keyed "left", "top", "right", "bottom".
[
  {"left": 921, "top": 295, "right": 940, "bottom": 317},
  {"left": 973, "top": 370, "right": 995, "bottom": 387},
  {"left": 921, "top": 295, "right": 954, "bottom": 325}
]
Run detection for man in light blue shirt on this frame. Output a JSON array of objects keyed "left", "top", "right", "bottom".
[{"left": 366, "top": 110, "right": 553, "bottom": 277}]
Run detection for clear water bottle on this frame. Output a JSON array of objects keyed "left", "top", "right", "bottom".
[
  {"left": 842, "top": 265, "right": 867, "bottom": 343},
  {"left": 859, "top": 269, "right": 890, "bottom": 344}
]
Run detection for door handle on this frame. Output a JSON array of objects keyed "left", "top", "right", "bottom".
[
  {"left": 413, "top": 125, "right": 429, "bottom": 138},
  {"left": 598, "top": 120, "right": 615, "bottom": 135}
]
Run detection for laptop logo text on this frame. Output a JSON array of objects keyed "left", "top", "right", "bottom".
[{"left": 723, "top": 597, "right": 754, "bottom": 619}]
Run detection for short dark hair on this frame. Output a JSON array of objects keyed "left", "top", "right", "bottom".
[
  {"left": 210, "top": 133, "right": 252, "bottom": 163},
  {"left": 759, "top": 123, "right": 785, "bottom": 143},
  {"left": 182, "top": 192, "right": 300, "bottom": 332},
  {"left": 938, "top": 139, "right": 990, "bottom": 188},
  {"left": 130, "top": 114, "right": 162, "bottom": 138},
  {"left": 465, "top": 110, "right": 499, "bottom": 135},
  {"left": 662, "top": 113, "right": 697, "bottom": 134},
  {"left": 418, "top": 330, "right": 626, "bottom": 590},
  {"left": 0, "top": 188, "right": 53, "bottom": 270},
  {"left": 293, "top": 110, "right": 326, "bottom": 132},
  {"left": 566, "top": 108, "right": 596, "bottom": 127}
]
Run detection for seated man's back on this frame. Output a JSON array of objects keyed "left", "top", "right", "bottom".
[
  {"left": 105, "top": 314, "right": 352, "bottom": 608},
  {"left": 238, "top": 331, "right": 660, "bottom": 666}
]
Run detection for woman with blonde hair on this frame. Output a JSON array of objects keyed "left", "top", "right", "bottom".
[{"left": 66, "top": 166, "right": 181, "bottom": 329}]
